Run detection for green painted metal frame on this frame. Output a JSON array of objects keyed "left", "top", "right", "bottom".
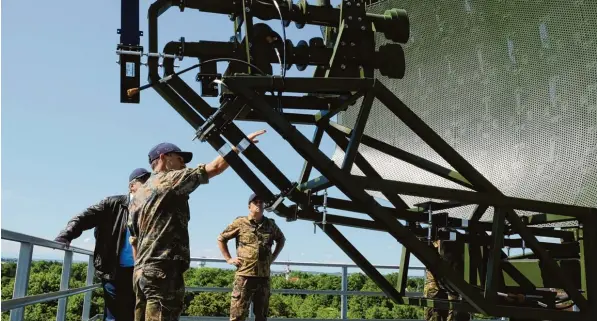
[{"left": 117, "top": 0, "right": 596, "bottom": 320}]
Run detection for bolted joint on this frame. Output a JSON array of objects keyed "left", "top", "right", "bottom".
[{"left": 266, "top": 182, "right": 300, "bottom": 213}]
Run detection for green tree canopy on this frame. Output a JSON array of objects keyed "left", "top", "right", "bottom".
[{"left": 1, "top": 261, "right": 428, "bottom": 321}]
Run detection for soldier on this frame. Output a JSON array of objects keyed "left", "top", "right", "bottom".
[
  {"left": 128, "top": 129, "right": 266, "bottom": 321},
  {"left": 54, "top": 167, "right": 151, "bottom": 321},
  {"left": 423, "top": 240, "right": 471, "bottom": 321},
  {"left": 217, "top": 193, "right": 286, "bottom": 321}
]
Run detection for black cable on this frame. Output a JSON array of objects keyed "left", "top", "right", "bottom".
[{"left": 127, "top": 57, "right": 267, "bottom": 97}]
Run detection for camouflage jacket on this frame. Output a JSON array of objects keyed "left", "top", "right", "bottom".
[
  {"left": 128, "top": 164, "right": 209, "bottom": 271},
  {"left": 217, "top": 216, "right": 285, "bottom": 277}
]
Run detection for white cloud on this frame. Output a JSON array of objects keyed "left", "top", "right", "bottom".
[{"left": 83, "top": 238, "right": 91, "bottom": 243}]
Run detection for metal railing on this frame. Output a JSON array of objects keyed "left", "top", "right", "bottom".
[
  {"left": 1, "top": 229, "right": 99, "bottom": 321},
  {"left": 1, "top": 228, "right": 429, "bottom": 321}
]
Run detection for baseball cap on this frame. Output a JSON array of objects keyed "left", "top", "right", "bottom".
[
  {"left": 147, "top": 142, "right": 193, "bottom": 164},
  {"left": 248, "top": 193, "right": 262, "bottom": 204},
  {"left": 129, "top": 168, "right": 150, "bottom": 182}
]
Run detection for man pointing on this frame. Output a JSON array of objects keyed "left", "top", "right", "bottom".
[{"left": 128, "top": 129, "right": 266, "bottom": 321}]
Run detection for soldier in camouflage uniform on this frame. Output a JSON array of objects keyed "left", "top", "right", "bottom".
[
  {"left": 128, "top": 130, "right": 266, "bottom": 321},
  {"left": 424, "top": 240, "right": 470, "bottom": 321},
  {"left": 217, "top": 193, "right": 286, "bottom": 321}
]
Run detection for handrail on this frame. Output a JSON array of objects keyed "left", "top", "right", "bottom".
[
  {"left": 1, "top": 228, "right": 428, "bottom": 321},
  {"left": 191, "top": 257, "right": 427, "bottom": 270},
  {"left": 1, "top": 229, "right": 94, "bottom": 256},
  {"left": 1, "top": 228, "right": 98, "bottom": 321},
  {"left": 186, "top": 286, "right": 424, "bottom": 297},
  {"left": 0, "top": 284, "right": 101, "bottom": 312}
]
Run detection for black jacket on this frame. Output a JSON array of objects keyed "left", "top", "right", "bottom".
[{"left": 55, "top": 195, "right": 130, "bottom": 281}]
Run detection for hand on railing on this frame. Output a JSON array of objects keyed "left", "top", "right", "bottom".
[
  {"left": 54, "top": 237, "right": 71, "bottom": 249},
  {"left": 226, "top": 257, "right": 242, "bottom": 267}
]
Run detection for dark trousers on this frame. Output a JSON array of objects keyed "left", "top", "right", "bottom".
[
  {"left": 102, "top": 266, "right": 135, "bottom": 321},
  {"left": 230, "top": 275, "right": 271, "bottom": 321}
]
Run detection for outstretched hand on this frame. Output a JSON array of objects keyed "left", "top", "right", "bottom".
[{"left": 247, "top": 129, "right": 267, "bottom": 144}]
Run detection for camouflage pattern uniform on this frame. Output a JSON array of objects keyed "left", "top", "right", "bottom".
[
  {"left": 128, "top": 164, "right": 210, "bottom": 321},
  {"left": 424, "top": 241, "right": 471, "bottom": 321},
  {"left": 218, "top": 216, "right": 285, "bottom": 321}
]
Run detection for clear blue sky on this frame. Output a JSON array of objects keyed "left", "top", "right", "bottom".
[{"left": 1, "top": 0, "right": 427, "bottom": 276}]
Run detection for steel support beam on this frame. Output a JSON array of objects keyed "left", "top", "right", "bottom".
[
  {"left": 130, "top": 2, "right": 595, "bottom": 318},
  {"left": 222, "top": 77, "right": 492, "bottom": 315},
  {"left": 373, "top": 80, "right": 588, "bottom": 311}
]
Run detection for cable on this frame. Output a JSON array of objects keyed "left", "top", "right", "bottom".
[
  {"left": 253, "top": 0, "right": 287, "bottom": 78},
  {"left": 127, "top": 57, "right": 267, "bottom": 97},
  {"left": 268, "top": 0, "right": 287, "bottom": 114},
  {"left": 270, "top": 0, "right": 287, "bottom": 78}
]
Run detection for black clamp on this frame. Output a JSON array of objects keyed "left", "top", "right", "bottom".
[
  {"left": 265, "top": 182, "right": 299, "bottom": 213},
  {"left": 194, "top": 98, "right": 237, "bottom": 142},
  {"left": 116, "top": 43, "right": 143, "bottom": 54}
]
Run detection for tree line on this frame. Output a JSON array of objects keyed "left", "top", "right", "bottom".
[{"left": 1, "top": 260, "right": 430, "bottom": 321}]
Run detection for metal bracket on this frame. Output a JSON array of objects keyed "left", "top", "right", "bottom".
[
  {"left": 427, "top": 203, "right": 433, "bottom": 245},
  {"left": 178, "top": 37, "right": 185, "bottom": 61},
  {"left": 194, "top": 98, "right": 240, "bottom": 142},
  {"left": 286, "top": 204, "right": 300, "bottom": 222},
  {"left": 313, "top": 189, "right": 329, "bottom": 233},
  {"left": 265, "top": 182, "right": 299, "bottom": 213}
]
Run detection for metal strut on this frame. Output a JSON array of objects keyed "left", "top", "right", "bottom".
[{"left": 116, "top": 0, "right": 597, "bottom": 319}]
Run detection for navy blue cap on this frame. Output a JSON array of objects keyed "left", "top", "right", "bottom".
[
  {"left": 248, "top": 193, "right": 262, "bottom": 204},
  {"left": 147, "top": 142, "right": 193, "bottom": 164},
  {"left": 129, "top": 168, "right": 150, "bottom": 182}
]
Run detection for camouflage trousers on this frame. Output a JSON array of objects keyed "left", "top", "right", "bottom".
[
  {"left": 229, "top": 275, "right": 271, "bottom": 321},
  {"left": 424, "top": 270, "right": 470, "bottom": 321},
  {"left": 133, "top": 267, "right": 186, "bottom": 321}
]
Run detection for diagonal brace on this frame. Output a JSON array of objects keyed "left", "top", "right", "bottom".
[
  {"left": 223, "top": 77, "right": 492, "bottom": 315},
  {"left": 373, "top": 80, "right": 588, "bottom": 311}
]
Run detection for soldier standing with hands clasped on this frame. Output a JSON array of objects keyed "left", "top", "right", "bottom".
[{"left": 217, "top": 193, "right": 286, "bottom": 321}]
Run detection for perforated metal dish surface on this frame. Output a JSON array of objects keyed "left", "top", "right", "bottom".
[{"left": 331, "top": 0, "right": 597, "bottom": 225}]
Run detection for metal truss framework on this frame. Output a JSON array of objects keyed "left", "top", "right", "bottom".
[{"left": 117, "top": 0, "right": 597, "bottom": 320}]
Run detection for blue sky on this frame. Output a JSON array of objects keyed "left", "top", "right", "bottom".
[{"left": 1, "top": 0, "right": 428, "bottom": 276}]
